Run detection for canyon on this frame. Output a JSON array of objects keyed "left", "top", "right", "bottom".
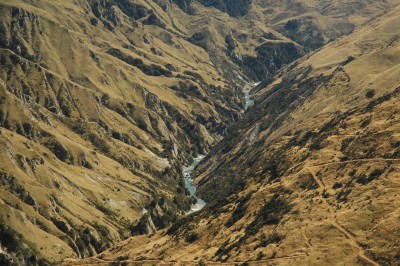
[{"left": 0, "top": 0, "right": 399, "bottom": 265}]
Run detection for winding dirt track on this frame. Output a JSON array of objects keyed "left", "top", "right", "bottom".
[
  {"left": 307, "top": 167, "right": 380, "bottom": 266},
  {"left": 312, "top": 158, "right": 400, "bottom": 168},
  {"left": 66, "top": 254, "right": 308, "bottom": 265},
  {"left": 301, "top": 226, "right": 312, "bottom": 248}
]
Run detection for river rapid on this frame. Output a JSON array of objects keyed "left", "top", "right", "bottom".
[{"left": 183, "top": 155, "right": 207, "bottom": 214}]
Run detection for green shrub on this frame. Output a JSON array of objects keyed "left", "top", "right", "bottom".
[
  {"left": 87, "top": 133, "right": 110, "bottom": 154},
  {"left": 366, "top": 89, "right": 376, "bottom": 99},
  {"left": 332, "top": 182, "right": 343, "bottom": 189},
  {"left": 185, "top": 232, "right": 199, "bottom": 243},
  {"left": 197, "top": 260, "right": 207, "bottom": 266},
  {"left": 258, "top": 232, "right": 282, "bottom": 247},
  {"left": 356, "top": 169, "right": 384, "bottom": 185},
  {"left": 368, "top": 169, "right": 384, "bottom": 181}
]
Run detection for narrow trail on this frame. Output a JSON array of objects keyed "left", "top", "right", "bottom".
[
  {"left": 307, "top": 167, "right": 380, "bottom": 266},
  {"left": 284, "top": 157, "right": 400, "bottom": 178},
  {"left": 301, "top": 226, "right": 312, "bottom": 248},
  {"left": 75, "top": 253, "right": 307, "bottom": 265},
  {"left": 312, "top": 158, "right": 400, "bottom": 168}
]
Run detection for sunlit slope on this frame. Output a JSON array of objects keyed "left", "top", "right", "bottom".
[
  {"left": 0, "top": 0, "right": 243, "bottom": 263},
  {"left": 1, "top": 0, "right": 399, "bottom": 264},
  {"left": 81, "top": 5, "right": 400, "bottom": 265}
]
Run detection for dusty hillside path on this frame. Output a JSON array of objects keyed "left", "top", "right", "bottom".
[
  {"left": 314, "top": 158, "right": 400, "bottom": 168},
  {"left": 68, "top": 254, "right": 308, "bottom": 266},
  {"left": 301, "top": 227, "right": 312, "bottom": 248},
  {"left": 307, "top": 167, "right": 380, "bottom": 266}
]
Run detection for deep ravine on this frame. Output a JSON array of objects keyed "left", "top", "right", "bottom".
[{"left": 182, "top": 82, "right": 257, "bottom": 214}]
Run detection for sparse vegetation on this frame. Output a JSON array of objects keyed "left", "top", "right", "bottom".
[
  {"left": 282, "top": 18, "right": 325, "bottom": 51},
  {"left": 366, "top": 89, "right": 376, "bottom": 99},
  {"left": 0, "top": 220, "right": 49, "bottom": 265},
  {"left": 0, "top": 0, "right": 399, "bottom": 264},
  {"left": 225, "top": 194, "right": 251, "bottom": 227},
  {"left": 246, "top": 194, "right": 291, "bottom": 234},
  {"left": 178, "top": 0, "right": 252, "bottom": 17},
  {"left": 356, "top": 169, "right": 384, "bottom": 185},
  {"left": 185, "top": 231, "right": 199, "bottom": 243},
  {"left": 257, "top": 232, "right": 282, "bottom": 248},
  {"left": 107, "top": 48, "right": 172, "bottom": 77}
]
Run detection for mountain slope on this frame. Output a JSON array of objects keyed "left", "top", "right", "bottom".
[
  {"left": 81, "top": 4, "right": 400, "bottom": 265},
  {"left": 0, "top": 0, "right": 245, "bottom": 263},
  {"left": 0, "top": 0, "right": 306, "bottom": 263},
  {"left": 0, "top": 0, "right": 399, "bottom": 264},
  {"left": 179, "top": 0, "right": 399, "bottom": 81}
]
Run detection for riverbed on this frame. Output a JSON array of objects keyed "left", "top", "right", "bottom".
[
  {"left": 244, "top": 82, "right": 259, "bottom": 110},
  {"left": 183, "top": 155, "right": 207, "bottom": 214},
  {"left": 245, "top": 90, "right": 254, "bottom": 110}
]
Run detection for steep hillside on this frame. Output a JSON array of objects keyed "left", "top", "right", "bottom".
[
  {"left": 1, "top": 0, "right": 399, "bottom": 265},
  {"left": 178, "top": 0, "right": 399, "bottom": 81},
  {"left": 0, "top": 0, "right": 306, "bottom": 263},
  {"left": 79, "top": 4, "right": 400, "bottom": 265},
  {"left": 252, "top": 0, "right": 398, "bottom": 50},
  {"left": 0, "top": 0, "right": 245, "bottom": 263}
]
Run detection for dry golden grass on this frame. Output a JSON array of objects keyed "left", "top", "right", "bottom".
[
  {"left": 79, "top": 5, "right": 400, "bottom": 266},
  {"left": 1, "top": 0, "right": 399, "bottom": 264}
]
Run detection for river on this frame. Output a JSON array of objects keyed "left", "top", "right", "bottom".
[
  {"left": 183, "top": 155, "right": 207, "bottom": 214},
  {"left": 244, "top": 82, "right": 259, "bottom": 110},
  {"left": 245, "top": 90, "right": 254, "bottom": 110},
  {"left": 182, "top": 83, "right": 258, "bottom": 213}
]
